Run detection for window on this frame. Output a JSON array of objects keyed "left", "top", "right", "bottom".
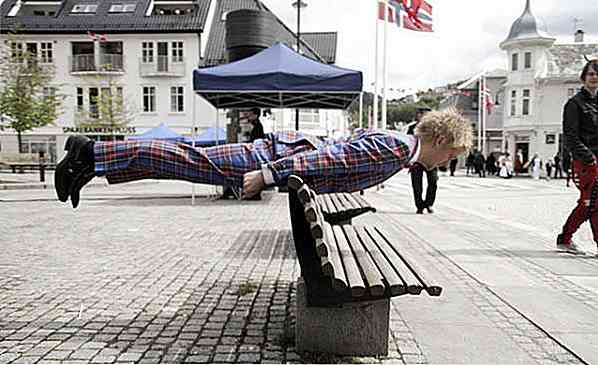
[
  {"left": 142, "top": 42, "right": 154, "bottom": 63},
  {"left": 524, "top": 52, "right": 532, "bottom": 69},
  {"left": 143, "top": 86, "right": 156, "bottom": 112},
  {"left": 77, "top": 87, "right": 84, "bottom": 111},
  {"left": 40, "top": 42, "right": 53, "bottom": 63},
  {"left": 10, "top": 42, "right": 23, "bottom": 63},
  {"left": 71, "top": 4, "right": 98, "bottom": 13},
  {"left": 511, "top": 53, "right": 518, "bottom": 71},
  {"left": 109, "top": 3, "right": 136, "bottom": 12},
  {"left": 42, "top": 87, "right": 56, "bottom": 99},
  {"left": 522, "top": 89, "right": 530, "bottom": 116},
  {"left": 510, "top": 90, "right": 517, "bottom": 116},
  {"left": 170, "top": 86, "right": 184, "bottom": 112},
  {"left": 171, "top": 41, "right": 183, "bottom": 62},
  {"left": 89, "top": 87, "right": 99, "bottom": 118}
]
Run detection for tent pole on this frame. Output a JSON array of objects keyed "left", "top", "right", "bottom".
[
  {"left": 192, "top": 92, "right": 197, "bottom": 206},
  {"left": 373, "top": 1, "right": 379, "bottom": 131},
  {"left": 359, "top": 92, "right": 363, "bottom": 129}
]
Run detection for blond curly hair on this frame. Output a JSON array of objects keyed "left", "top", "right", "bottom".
[{"left": 415, "top": 109, "right": 473, "bottom": 150}]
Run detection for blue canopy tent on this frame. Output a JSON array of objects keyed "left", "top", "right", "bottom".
[
  {"left": 193, "top": 42, "right": 362, "bottom": 109},
  {"left": 129, "top": 122, "right": 185, "bottom": 142},
  {"left": 183, "top": 127, "right": 226, "bottom": 146}
]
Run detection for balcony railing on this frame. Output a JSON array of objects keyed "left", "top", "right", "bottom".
[
  {"left": 70, "top": 54, "right": 124, "bottom": 73},
  {"left": 139, "top": 56, "right": 185, "bottom": 77}
]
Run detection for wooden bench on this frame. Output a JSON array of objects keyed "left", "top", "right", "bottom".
[
  {"left": 6, "top": 162, "right": 55, "bottom": 173},
  {"left": 316, "top": 192, "right": 376, "bottom": 224},
  {"left": 288, "top": 175, "right": 442, "bottom": 356}
]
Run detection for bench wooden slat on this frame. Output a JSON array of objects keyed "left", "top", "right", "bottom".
[
  {"left": 329, "top": 193, "right": 345, "bottom": 216},
  {"left": 354, "top": 194, "right": 376, "bottom": 213},
  {"left": 342, "top": 226, "right": 385, "bottom": 296},
  {"left": 374, "top": 227, "right": 443, "bottom": 297},
  {"left": 354, "top": 226, "right": 406, "bottom": 296},
  {"left": 304, "top": 201, "right": 318, "bottom": 223},
  {"left": 364, "top": 226, "right": 423, "bottom": 295},
  {"left": 315, "top": 195, "right": 328, "bottom": 214},
  {"left": 322, "top": 194, "right": 337, "bottom": 215},
  {"left": 332, "top": 225, "right": 366, "bottom": 297},
  {"left": 342, "top": 193, "right": 360, "bottom": 212},
  {"left": 320, "top": 223, "right": 349, "bottom": 292},
  {"left": 315, "top": 221, "right": 335, "bottom": 258}
]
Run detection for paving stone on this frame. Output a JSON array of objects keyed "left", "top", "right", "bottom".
[
  {"left": 238, "top": 353, "right": 261, "bottom": 363},
  {"left": 117, "top": 352, "right": 143, "bottom": 362},
  {"left": 69, "top": 348, "right": 101, "bottom": 360},
  {"left": 184, "top": 355, "right": 211, "bottom": 363},
  {"left": 90, "top": 355, "right": 117, "bottom": 363},
  {"left": 12, "top": 355, "right": 41, "bottom": 363},
  {"left": 212, "top": 353, "right": 236, "bottom": 363}
]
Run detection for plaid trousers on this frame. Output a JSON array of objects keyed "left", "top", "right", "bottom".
[{"left": 94, "top": 136, "right": 314, "bottom": 187}]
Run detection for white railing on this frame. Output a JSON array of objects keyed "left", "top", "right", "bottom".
[
  {"left": 70, "top": 54, "right": 124, "bottom": 73},
  {"left": 139, "top": 56, "right": 185, "bottom": 77}
]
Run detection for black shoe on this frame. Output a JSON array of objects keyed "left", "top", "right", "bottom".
[
  {"left": 426, "top": 206, "right": 434, "bottom": 214},
  {"left": 55, "top": 135, "right": 94, "bottom": 207},
  {"left": 416, "top": 208, "right": 424, "bottom": 214}
]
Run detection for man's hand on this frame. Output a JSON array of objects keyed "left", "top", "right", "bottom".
[{"left": 242, "top": 170, "right": 265, "bottom": 199}]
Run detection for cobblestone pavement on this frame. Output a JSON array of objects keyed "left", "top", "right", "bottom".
[{"left": 1, "top": 174, "right": 597, "bottom": 364}]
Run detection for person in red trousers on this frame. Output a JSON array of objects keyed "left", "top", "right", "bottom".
[{"left": 557, "top": 59, "right": 598, "bottom": 254}]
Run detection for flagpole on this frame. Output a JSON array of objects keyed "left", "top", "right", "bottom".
[
  {"left": 382, "top": 0, "right": 388, "bottom": 129},
  {"left": 373, "top": 1, "right": 379, "bottom": 131},
  {"left": 482, "top": 72, "right": 487, "bottom": 156},
  {"left": 477, "top": 76, "right": 483, "bottom": 152}
]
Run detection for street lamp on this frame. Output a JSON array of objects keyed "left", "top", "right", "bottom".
[{"left": 292, "top": 0, "right": 307, "bottom": 131}]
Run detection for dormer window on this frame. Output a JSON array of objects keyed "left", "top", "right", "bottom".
[
  {"left": 152, "top": 0, "right": 195, "bottom": 15},
  {"left": 11, "top": 1, "right": 61, "bottom": 16},
  {"left": 109, "top": 3, "right": 137, "bottom": 13},
  {"left": 71, "top": 4, "right": 98, "bottom": 13}
]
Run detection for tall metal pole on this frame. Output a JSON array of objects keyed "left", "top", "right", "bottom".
[
  {"left": 382, "top": 0, "right": 388, "bottom": 129},
  {"left": 477, "top": 77, "right": 482, "bottom": 151},
  {"left": 373, "top": 2, "right": 379, "bottom": 131},
  {"left": 359, "top": 92, "right": 363, "bottom": 129},
  {"left": 294, "top": 2, "right": 302, "bottom": 131}
]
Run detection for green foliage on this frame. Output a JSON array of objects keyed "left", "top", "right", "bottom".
[
  {"left": 0, "top": 33, "right": 63, "bottom": 150},
  {"left": 76, "top": 75, "right": 136, "bottom": 131}
]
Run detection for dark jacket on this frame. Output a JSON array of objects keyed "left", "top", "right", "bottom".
[
  {"left": 249, "top": 118, "right": 265, "bottom": 142},
  {"left": 563, "top": 88, "right": 598, "bottom": 164}
]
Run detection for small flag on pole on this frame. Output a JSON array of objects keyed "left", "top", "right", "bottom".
[
  {"left": 482, "top": 84, "right": 494, "bottom": 113},
  {"left": 378, "top": 0, "right": 435, "bottom": 33},
  {"left": 87, "top": 31, "right": 108, "bottom": 42}
]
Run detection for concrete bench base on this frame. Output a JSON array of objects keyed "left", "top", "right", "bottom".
[{"left": 295, "top": 278, "right": 389, "bottom": 356}]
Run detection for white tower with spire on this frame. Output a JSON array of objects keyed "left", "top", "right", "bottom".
[{"left": 499, "top": 0, "right": 556, "bottom": 164}]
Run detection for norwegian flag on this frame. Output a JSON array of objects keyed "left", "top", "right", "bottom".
[
  {"left": 482, "top": 84, "right": 494, "bottom": 113},
  {"left": 378, "top": 0, "right": 434, "bottom": 32},
  {"left": 87, "top": 31, "right": 108, "bottom": 42}
]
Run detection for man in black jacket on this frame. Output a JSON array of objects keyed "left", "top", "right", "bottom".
[
  {"left": 244, "top": 107, "right": 265, "bottom": 142},
  {"left": 408, "top": 107, "right": 437, "bottom": 214},
  {"left": 556, "top": 59, "right": 598, "bottom": 254}
]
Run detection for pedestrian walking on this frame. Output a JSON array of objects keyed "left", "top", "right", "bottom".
[
  {"left": 408, "top": 107, "right": 438, "bottom": 214},
  {"left": 556, "top": 59, "right": 598, "bottom": 254},
  {"left": 529, "top": 153, "right": 542, "bottom": 180},
  {"left": 554, "top": 152, "right": 563, "bottom": 179},
  {"left": 545, "top": 159, "right": 553, "bottom": 180},
  {"left": 449, "top": 158, "right": 458, "bottom": 176}
]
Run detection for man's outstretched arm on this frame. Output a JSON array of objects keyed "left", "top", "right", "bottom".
[{"left": 245, "top": 133, "right": 412, "bottom": 194}]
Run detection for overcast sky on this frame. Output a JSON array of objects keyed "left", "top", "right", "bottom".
[{"left": 262, "top": 0, "right": 598, "bottom": 97}]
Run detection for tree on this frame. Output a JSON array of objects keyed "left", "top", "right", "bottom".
[
  {"left": 0, "top": 33, "right": 63, "bottom": 152},
  {"left": 76, "top": 74, "right": 136, "bottom": 139}
]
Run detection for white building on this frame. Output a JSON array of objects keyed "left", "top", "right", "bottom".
[
  {"left": 0, "top": 0, "right": 219, "bottom": 162},
  {"left": 500, "top": 0, "right": 598, "bottom": 163},
  {"left": 0, "top": 0, "right": 350, "bottom": 163}
]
